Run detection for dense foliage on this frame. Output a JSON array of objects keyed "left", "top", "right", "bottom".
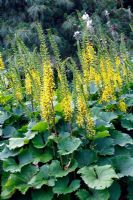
[
  {"left": 0, "top": 24, "right": 133, "bottom": 199},
  {"left": 0, "top": 0, "right": 133, "bottom": 57}
]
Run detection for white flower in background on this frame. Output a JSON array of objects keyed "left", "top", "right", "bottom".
[
  {"left": 104, "top": 10, "right": 109, "bottom": 16},
  {"left": 86, "top": 19, "right": 92, "bottom": 29},
  {"left": 82, "top": 12, "right": 89, "bottom": 22},
  {"left": 73, "top": 31, "right": 80, "bottom": 39},
  {"left": 82, "top": 12, "right": 94, "bottom": 32}
]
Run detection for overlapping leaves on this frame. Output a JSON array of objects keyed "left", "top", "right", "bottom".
[{"left": 0, "top": 95, "right": 133, "bottom": 199}]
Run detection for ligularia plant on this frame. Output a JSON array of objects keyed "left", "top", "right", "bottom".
[{"left": 0, "top": 24, "right": 133, "bottom": 200}]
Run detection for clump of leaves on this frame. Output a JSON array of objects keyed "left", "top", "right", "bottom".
[{"left": 0, "top": 24, "right": 133, "bottom": 200}]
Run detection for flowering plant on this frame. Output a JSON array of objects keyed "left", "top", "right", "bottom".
[{"left": 0, "top": 24, "right": 133, "bottom": 200}]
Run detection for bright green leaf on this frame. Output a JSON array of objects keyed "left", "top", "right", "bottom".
[
  {"left": 31, "top": 121, "right": 48, "bottom": 132},
  {"left": 94, "top": 130, "right": 110, "bottom": 139}
]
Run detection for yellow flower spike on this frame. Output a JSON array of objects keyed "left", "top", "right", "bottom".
[
  {"left": 0, "top": 54, "right": 4, "bottom": 71},
  {"left": 86, "top": 114, "right": 96, "bottom": 136},
  {"left": 100, "top": 57, "right": 107, "bottom": 86},
  {"left": 15, "top": 85, "right": 23, "bottom": 101},
  {"left": 57, "top": 66, "right": 73, "bottom": 121},
  {"left": 61, "top": 94, "right": 73, "bottom": 121},
  {"left": 25, "top": 74, "right": 32, "bottom": 95},
  {"left": 40, "top": 63, "right": 55, "bottom": 122},
  {"left": 31, "top": 69, "right": 41, "bottom": 88},
  {"left": 81, "top": 42, "right": 96, "bottom": 84},
  {"left": 10, "top": 71, "right": 23, "bottom": 101},
  {"left": 99, "top": 55, "right": 122, "bottom": 102},
  {"left": 89, "top": 66, "right": 101, "bottom": 86},
  {"left": 76, "top": 95, "right": 87, "bottom": 126},
  {"left": 85, "top": 42, "right": 95, "bottom": 65},
  {"left": 118, "top": 100, "right": 127, "bottom": 112}
]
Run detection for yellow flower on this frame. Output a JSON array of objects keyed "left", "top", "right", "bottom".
[
  {"left": 86, "top": 114, "right": 95, "bottom": 136},
  {"left": 0, "top": 54, "right": 4, "bottom": 70},
  {"left": 89, "top": 66, "right": 101, "bottom": 86},
  {"left": 9, "top": 71, "right": 23, "bottom": 101},
  {"left": 31, "top": 69, "right": 41, "bottom": 88},
  {"left": 76, "top": 90, "right": 95, "bottom": 135},
  {"left": 101, "top": 85, "right": 116, "bottom": 102},
  {"left": 84, "top": 43, "right": 95, "bottom": 65},
  {"left": 61, "top": 94, "right": 73, "bottom": 121},
  {"left": 100, "top": 57, "right": 107, "bottom": 85},
  {"left": 118, "top": 100, "right": 127, "bottom": 112},
  {"left": 15, "top": 86, "right": 23, "bottom": 101},
  {"left": 25, "top": 74, "right": 32, "bottom": 95},
  {"left": 81, "top": 43, "right": 96, "bottom": 84},
  {"left": 76, "top": 95, "right": 87, "bottom": 126},
  {"left": 58, "top": 67, "right": 73, "bottom": 121},
  {"left": 40, "top": 63, "right": 55, "bottom": 122},
  {"left": 99, "top": 56, "right": 120, "bottom": 102}
]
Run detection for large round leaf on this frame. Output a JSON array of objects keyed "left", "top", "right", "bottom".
[
  {"left": 49, "top": 159, "right": 78, "bottom": 178},
  {"left": 95, "top": 112, "right": 117, "bottom": 127},
  {"left": 3, "top": 158, "right": 21, "bottom": 173},
  {"left": 53, "top": 176, "right": 80, "bottom": 194},
  {"left": 112, "top": 155, "right": 133, "bottom": 177},
  {"left": 121, "top": 114, "right": 133, "bottom": 131},
  {"left": 78, "top": 165, "right": 118, "bottom": 189},
  {"left": 1, "top": 165, "right": 38, "bottom": 199},
  {"left": 58, "top": 136, "right": 82, "bottom": 155},
  {"left": 7, "top": 137, "right": 29, "bottom": 150},
  {"left": 0, "top": 147, "right": 20, "bottom": 161},
  {"left": 111, "top": 130, "right": 133, "bottom": 147},
  {"left": 94, "top": 138, "right": 115, "bottom": 155},
  {"left": 75, "top": 149, "right": 97, "bottom": 168},
  {"left": 28, "top": 165, "right": 49, "bottom": 189}
]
